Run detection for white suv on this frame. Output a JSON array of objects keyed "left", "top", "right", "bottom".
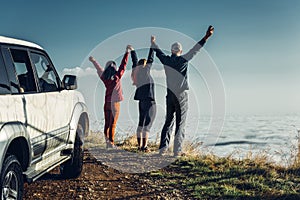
[{"left": 0, "top": 36, "right": 89, "bottom": 199}]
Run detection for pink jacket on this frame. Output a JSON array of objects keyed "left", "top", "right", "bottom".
[{"left": 91, "top": 52, "right": 129, "bottom": 102}]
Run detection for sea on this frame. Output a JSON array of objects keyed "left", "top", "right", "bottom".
[{"left": 90, "top": 113, "right": 300, "bottom": 167}]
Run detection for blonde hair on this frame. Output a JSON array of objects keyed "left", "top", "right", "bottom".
[{"left": 138, "top": 59, "right": 147, "bottom": 67}]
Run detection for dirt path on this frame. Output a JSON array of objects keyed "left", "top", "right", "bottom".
[{"left": 23, "top": 150, "right": 187, "bottom": 200}]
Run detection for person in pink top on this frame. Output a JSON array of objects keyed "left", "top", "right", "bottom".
[{"left": 89, "top": 45, "right": 133, "bottom": 148}]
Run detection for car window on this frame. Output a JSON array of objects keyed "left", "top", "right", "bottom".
[
  {"left": 30, "top": 52, "right": 59, "bottom": 92},
  {"left": 10, "top": 49, "right": 37, "bottom": 93},
  {"left": 0, "top": 51, "right": 10, "bottom": 94},
  {"left": 1, "top": 47, "right": 20, "bottom": 94}
]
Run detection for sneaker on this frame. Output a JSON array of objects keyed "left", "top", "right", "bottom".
[
  {"left": 174, "top": 152, "right": 186, "bottom": 158},
  {"left": 158, "top": 147, "right": 168, "bottom": 156},
  {"left": 111, "top": 144, "right": 119, "bottom": 149},
  {"left": 137, "top": 146, "right": 142, "bottom": 151},
  {"left": 142, "top": 146, "right": 151, "bottom": 153},
  {"left": 106, "top": 140, "right": 112, "bottom": 149},
  {"left": 106, "top": 140, "right": 118, "bottom": 150}
]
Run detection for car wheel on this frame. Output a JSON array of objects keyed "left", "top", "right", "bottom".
[
  {"left": 0, "top": 155, "right": 23, "bottom": 200},
  {"left": 60, "top": 124, "right": 84, "bottom": 179}
]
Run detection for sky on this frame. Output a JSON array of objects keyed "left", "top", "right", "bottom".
[{"left": 1, "top": 0, "right": 300, "bottom": 116}]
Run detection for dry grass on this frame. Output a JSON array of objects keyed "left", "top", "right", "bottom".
[
  {"left": 84, "top": 131, "right": 105, "bottom": 149},
  {"left": 84, "top": 130, "right": 300, "bottom": 168}
]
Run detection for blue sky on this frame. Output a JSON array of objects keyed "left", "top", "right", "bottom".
[{"left": 1, "top": 0, "right": 300, "bottom": 115}]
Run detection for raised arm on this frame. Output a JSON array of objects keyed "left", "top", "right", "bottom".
[
  {"left": 89, "top": 56, "right": 104, "bottom": 77},
  {"left": 115, "top": 45, "right": 132, "bottom": 79},
  {"left": 147, "top": 47, "right": 154, "bottom": 64},
  {"left": 151, "top": 35, "right": 169, "bottom": 65},
  {"left": 130, "top": 46, "right": 138, "bottom": 69},
  {"left": 146, "top": 36, "right": 155, "bottom": 64},
  {"left": 182, "top": 25, "right": 214, "bottom": 61},
  {"left": 130, "top": 46, "right": 139, "bottom": 85}
]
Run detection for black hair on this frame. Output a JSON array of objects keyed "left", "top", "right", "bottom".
[
  {"left": 102, "top": 61, "right": 117, "bottom": 80},
  {"left": 138, "top": 59, "right": 147, "bottom": 67}
]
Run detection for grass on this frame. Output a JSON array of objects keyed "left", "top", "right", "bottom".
[
  {"left": 145, "top": 155, "right": 300, "bottom": 199},
  {"left": 150, "top": 139, "right": 300, "bottom": 199},
  {"left": 84, "top": 131, "right": 300, "bottom": 199}
]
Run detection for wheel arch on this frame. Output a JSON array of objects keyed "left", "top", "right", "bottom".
[
  {"left": 68, "top": 102, "right": 89, "bottom": 146},
  {"left": 0, "top": 122, "right": 32, "bottom": 173}
]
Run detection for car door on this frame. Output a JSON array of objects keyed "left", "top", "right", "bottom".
[
  {"left": 28, "top": 50, "right": 74, "bottom": 154},
  {"left": 2, "top": 47, "right": 49, "bottom": 161},
  {"left": 0, "top": 47, "right": 24, "bottom": 130}
]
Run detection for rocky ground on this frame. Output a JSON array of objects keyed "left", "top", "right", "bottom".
[
  {"left": 24, "top": 133, "right": 300, "bottom": 199},
  {"left": 23, "top": 149, "right": 189, "bottom": 200}
]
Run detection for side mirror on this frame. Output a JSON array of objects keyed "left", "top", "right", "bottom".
[{"left": 62, "top": 75, "right": 77, "bottom": 90}]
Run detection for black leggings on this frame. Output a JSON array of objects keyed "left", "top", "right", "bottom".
[{"left": 137, "top": 99, "right": 156, "bottom": 133}]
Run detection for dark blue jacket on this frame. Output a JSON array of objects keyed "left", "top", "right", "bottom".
[
  {"left": 131, "top": 48, "right": 155, "bottom": 101},
  {"left": 152, "top": 38, "right": 206, "bottom": 94}
]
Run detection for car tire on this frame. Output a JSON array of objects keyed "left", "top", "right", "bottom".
[
  {"left": 0, "top": 155, "right": 24, "bottom": 200},
  {"left": 60, "top": 124, "right": 84, "bottom": 179}
]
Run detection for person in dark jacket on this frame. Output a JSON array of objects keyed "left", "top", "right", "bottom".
[
  {"left": 130, "top": 42, "right": 156, "bottom": 152},
  {"left": 151, "top": 26, "right": 214, "bottom": 157}
]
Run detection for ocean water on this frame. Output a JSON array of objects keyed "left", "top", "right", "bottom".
[
  {"left": 196, "top": 114, "right": 300, "bottom": 166},
  {"left": 91, "top": 113, "right": 300, "bottom": 166}
]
